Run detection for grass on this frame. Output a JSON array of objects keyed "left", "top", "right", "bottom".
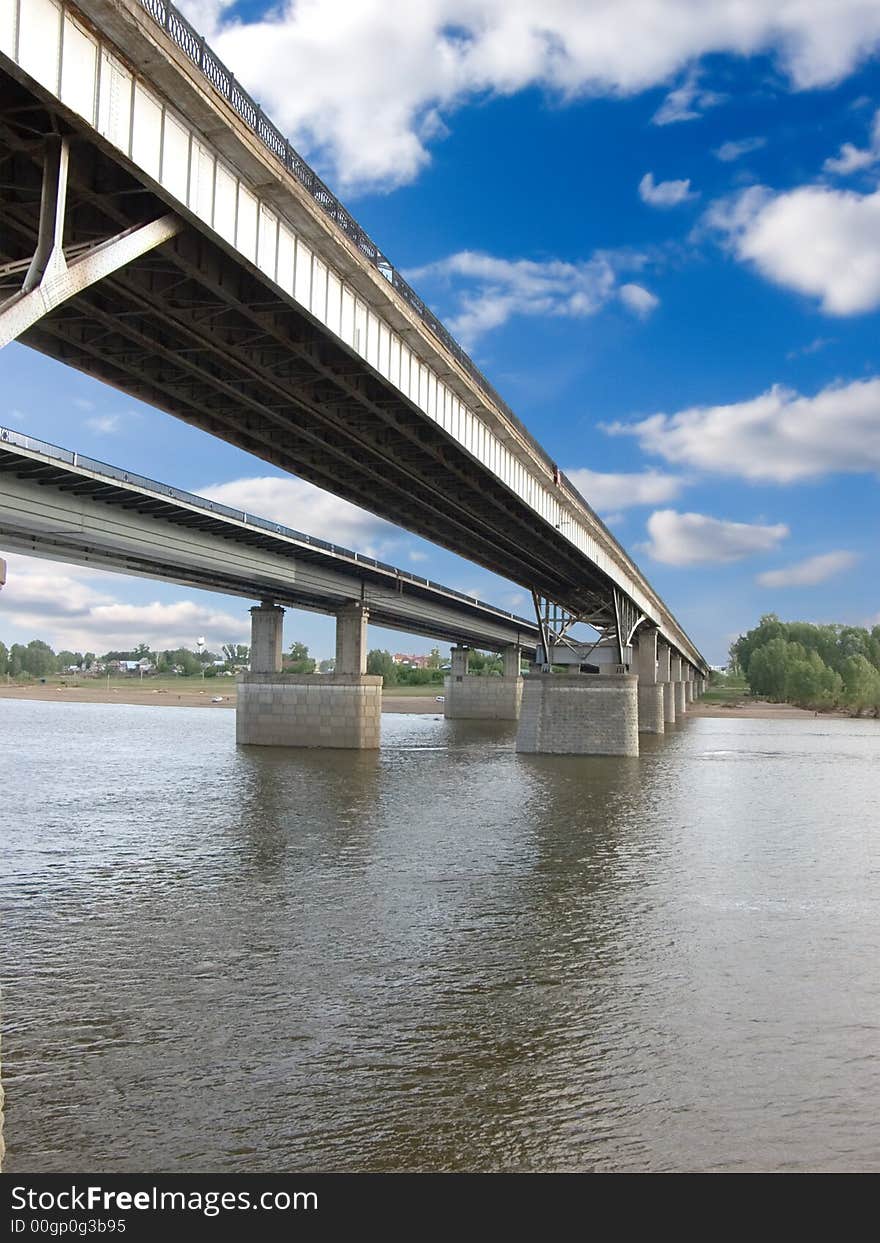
[{"left": 701, "top": 677, "right": 753, "bottom": 703}]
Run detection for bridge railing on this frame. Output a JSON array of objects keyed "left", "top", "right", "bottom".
[
  {"left": 133, "top": 1, "right": 556, "bottom": 462},
  {"left": 0, "top": 426, "right": 532, "bottom": 627}
]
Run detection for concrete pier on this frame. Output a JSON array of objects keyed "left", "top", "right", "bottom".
[
  {"left": 659, "top": 640, "right": 675, "bottom": 725},
  {"left": 670, "top": 653, "right": 687, "bottom": 717},
  {"left": 237, "top": 600, "right": 381, "bottom": 748},
  {"left": 515, "top": 672, "right": 639, "bottom": 756},
  {"left": 635, "top": 629, "right": 664, "bottom": 735},
  {"left": 444, "top": 644, "right": 523, "bottom": 720}
]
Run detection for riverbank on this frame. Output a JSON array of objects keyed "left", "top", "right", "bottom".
[
  {"left": 1, "top": 682, "right": 866, "bottom": 719},
  {"left": 0, "top": 682, "right": 442, "bottom": 714}
]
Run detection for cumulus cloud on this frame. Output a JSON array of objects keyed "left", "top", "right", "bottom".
[
  {"left": 756, "top": 550, "right": 859, "bottom": 588},
  {"left": 823, "top": 108, "right": 880, "bottom": 174},
  {"left": 638, "top": 172, "right": 697, "bottom": 206},
  {"left": 705, "top": 182, "right": 880, "bottom": 315},
  {"left": 405, "top": 250, "right": 651, "bottom": 345},
  {"left": 565, "top": 467, "right": 684, "bottom": 510},
  {"left": 0, "top": 552, "right": 247, "bottom": 651},
  {"left": 606, "top": 376, "right": 880, "bottom": 482},
  {"left": 642, "top": 509, "right": 788, "bottom": 566},
  {"left": 178, "top": 0, "right": 880, "bottom": 190},
  {"left": 199, "top": 474, "right": 396, "bottom": 553},
  {"left": 618, "top": 283, "right": 660, "bottom": 317},
  {"left": 713, "top": 135, "right": 767, "bottom": 161}
]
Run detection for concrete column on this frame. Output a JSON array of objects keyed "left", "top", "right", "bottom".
[
  {"left": 658, "top": 640, "right": 675, "bottom": 725},
  {"left": 450, "top": 645, "right": 470, "bottom": 677},
  {"left": 444, "top": 644, "right": 522, "bottom": 720},
  {"left": 635, "top": 629, "right": 664, "bottom": 734},
  {"left": 685, "top": 665, "right": 695, "bottom": 703},
  {"left": 502, "top": 644, "right": 522, "bottom": 679},
  {"left": 335, "top": 601, "right": 369, "bottom": 675},
  {"left": 249, "top": 600, "right": 284, "bottom": 673},
  {"left": 516, "top": 672, "right": 639, "bottom": 756},
  {"left": 237, "top": 601, "right": 380, "bottom": 748},
  {"left": 670, "top": 653, "right": 687, "bottom": 716},
  {"left": 0, "top": 556, "right": 6, "bottom": 590}
]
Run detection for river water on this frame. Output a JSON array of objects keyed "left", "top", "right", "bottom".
[{"left": 2, "top": 698, "right": 878, "bottom": 1172}]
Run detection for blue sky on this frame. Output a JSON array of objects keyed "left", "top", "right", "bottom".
[{"left": 2, "top": 0, "right": 880, "bottom": 664}]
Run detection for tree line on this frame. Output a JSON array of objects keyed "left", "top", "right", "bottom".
[
  {"left": 730, "top": 615, "right": 880, "bottom": 715},
  {"left": 0, "top": 638, "right": 250, "bottom": 679}
]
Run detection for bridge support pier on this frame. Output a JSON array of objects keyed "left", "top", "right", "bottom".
[
  {"left": 444, "top": 644, "right": 523, "bottom": 720},
  {"left": 237, "top": 601, "right": 381, "bottom": 748},
  {"left": 515, "top": 672, "right": 639, "bottom": 756},
  {"left": 671, "top": 653, "right": 687, "bottom": 717},
  {"left": 635, "top": 630, "right": 664, "bottom": 734},
  {"left": 685, "top": 667, "right": 695, "bottom": 704},
  {"left": 659, "top": 641, "right": 675, "bottom": 725}
]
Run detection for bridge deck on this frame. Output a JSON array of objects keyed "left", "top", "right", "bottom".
[
  {"left": 0, "top": 0, "right": 706, "bottom": 671},
  {"left": 0, "top": 427, "right": 540, "bottom": 651}
]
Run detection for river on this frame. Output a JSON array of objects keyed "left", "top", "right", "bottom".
[{"left": 1, "top": 698, "right": 878, "bottom": 1172}]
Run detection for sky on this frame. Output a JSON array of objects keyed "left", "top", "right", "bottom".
[{"left": 2, "top": 0, "right": 880, "bottom": 664}]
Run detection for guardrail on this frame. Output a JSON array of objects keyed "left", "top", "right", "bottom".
[
  {"left": 0, "top": 425, "right": 535, "bottom": 628},
  {"left": 133, "top": 1, "right": 535, "bottom": 437}
]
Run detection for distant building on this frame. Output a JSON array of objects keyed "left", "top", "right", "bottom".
[{"left": 392, "top": 652, "right": 432, "bottom": 668}]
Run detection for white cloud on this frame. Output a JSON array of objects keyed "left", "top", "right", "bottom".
[
  {"left": 565, "top": 467, "right": 684, "bottom": 510},
  {"left": 404, "top": 250, "right": 632, "bottom": 345},
  {"left": 0, "top": 552, "right": 247, "bottom": 651},
  {"left": 652, "top": 70, "right": 725, "bottom": 125},
  {"left": 705, "top": 182, "right": 880, "bottom": 315},
  {"left": 785, "top": 336, "right": 834, "bottom": 359},
  {"left": 756, "top": 550, "right": 859, "bottom": 588},
  {"left": 638, "top": 172, "right": 697, "bottom": 207},
  {"left": 408, "top": 548, "right": 429, "bottom": 562},
  {"left": 823, "top": 108, "right": 880, "bottom": 174},
  {"left": 713, "top": 135, "right": 766, "bottom": 161},
  {"left": 199, "top": 474, "right": 396, "bottom": 553},
  {"left": 178, "top": 0, "right": 880, "bottom": 191},
  {"left": 84, "top": 414, "right": 123, "bottom": 434},
  {"left": 606, "top": 376, "right": 880, "bottom": 482},
  {"left": 642, "top": 509, "right": 788, "bottom": 566},
  {"left": 618, "top": 283, "right": 660, "bottom": 317}
]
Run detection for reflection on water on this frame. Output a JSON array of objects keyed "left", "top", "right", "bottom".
[{"left": 2, "top": 699, "right": 879, "bottom": 1172}]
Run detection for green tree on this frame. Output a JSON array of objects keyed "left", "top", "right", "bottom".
[
  {"left": 366, "top": 649, "right": 398, "bottom": 683},
  {"left": 426, "top": 646, "right": 442, "bottom": 670},
  {"left": 841, "top": 655, "right": 880, "bottom": 715},
  {"left": 318, "top": 658, "right": 336, "bottom": 673},
  {"left": 24, "top": 639, "right": 57, "bottom": 678},
  {"left": 285, "top": 641, "right": 315, "bottom": 674},
  {"left": 0, "top": 641, "right": 7, "bottom": 677}
]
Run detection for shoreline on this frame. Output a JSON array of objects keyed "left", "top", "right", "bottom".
[
  {"left": 0, "top": 683, "right": 442, "bottom": 714},
  {"left": 0, "top": 683, "right": 867, "bottom": 720}
]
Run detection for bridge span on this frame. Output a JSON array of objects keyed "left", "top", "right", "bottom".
[{"left": 0, "top": 0, "right": 707, "bottom": 752}]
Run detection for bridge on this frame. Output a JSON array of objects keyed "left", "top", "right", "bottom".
[{"left": 0, "top": 0, "right": 707, "bottom": 754}]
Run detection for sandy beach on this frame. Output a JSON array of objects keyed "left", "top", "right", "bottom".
[
  {"left": 0, "top": 682, "right": 442, "bottom": 714},
  {"left": 0, "top": 681, "right": 862, "bottom": 719}
]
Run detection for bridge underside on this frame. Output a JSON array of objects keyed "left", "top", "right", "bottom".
[{"left": 0, "top": 61, "right": 622, "bottom": 643}]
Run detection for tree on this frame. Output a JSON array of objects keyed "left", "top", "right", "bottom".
[
  {"left": 426, "top": 646, "right": 442, "bottom": 670},
  {"left": 222, "top": 643, "right": 250, "bottom": 665},
  {"left": 24, "top": 639, "right": 56, "bottom": 678},
  {"left": 318, "top": 658, "right": 336, "bottom": 673},
  {"left": 285, "top": 640, "right": 315, "bottom": 674},
  {"left": 841, "top": 655, "right": 880, "bottom": 715},
  {"left": 56, "top": 650, "right": 84, "bottom": 671},
  {"left": 366, "top": 649, "right": 398, "bottom": 683},
  {"left": 0, "top": 641, "right": 7, "bottom": 677}
]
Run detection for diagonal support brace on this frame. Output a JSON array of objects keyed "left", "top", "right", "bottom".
[{"left": 0, "top": 136, "right": 183, "bottom": 350}]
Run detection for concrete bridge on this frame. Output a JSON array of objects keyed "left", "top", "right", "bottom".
[{"left": 0, "top": 0, "right": 708, "bottom": 753}]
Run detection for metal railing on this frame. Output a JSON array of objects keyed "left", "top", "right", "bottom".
[
  {"left": 0, "top": 426, "right": 535, "bottom": 628},
  {"left": 134, "top": 0, "right": 549, "bottom": 458}
]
